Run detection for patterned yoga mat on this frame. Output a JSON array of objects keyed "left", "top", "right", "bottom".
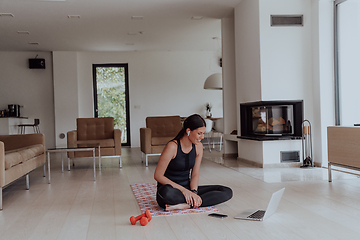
[{"left": 130, "top": 183, "right": 218, "bottom": 216}]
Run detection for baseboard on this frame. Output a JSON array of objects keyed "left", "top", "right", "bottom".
[
  {"left": 263, "top": 162, "right": 302, "bottom": 168},
  {"left": 237, "top": 157, "right": 263, "bottom": 168},
  {"left": 314, "top": 162, "right": 322, "bottom": 168},
  {"left": 223, "top": 153, "right": 237, "bottom": 159},
  {"left": 236, "top": 157, "right": 319, "bottom": 168}
]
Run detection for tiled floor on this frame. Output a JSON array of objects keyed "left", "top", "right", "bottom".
[
  {"left": 202, "top": 145, "right": 359, "bottom": 183},
  {"left": 2, "top": 146, "right": 360, "bottom": 239}
]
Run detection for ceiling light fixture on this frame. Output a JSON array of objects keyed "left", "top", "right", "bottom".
[
  {"left": 67, "top": 15, "right": 80, "bottom": 19},
  {"left": 131, "top": 16, "right": 143, "bottom": 20},
  {"left": 17, "top": 31, "right": 30, "bottom": 34},
  {"left": 204, "top": 73, "right": 222, "bottom": 90},
  {"left": 0, "top": 13, "right": 14, "bottom": 17},
  {"left": 191, "top": 16, "right": 203, "bottom": 20}
]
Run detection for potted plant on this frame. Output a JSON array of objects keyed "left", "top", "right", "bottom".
[{"left": 205, "top": 103, "right": 212, "bottom": 118}]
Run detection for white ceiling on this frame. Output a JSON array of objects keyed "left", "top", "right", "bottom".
[{"left": 0, "top": 0, "right": 241, "bottom": 52}]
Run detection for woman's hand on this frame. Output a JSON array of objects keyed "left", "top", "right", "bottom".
[
  {"left": 192, "top": 193, "right": 202, "bottom": 208},
  {"left": 182, "top": 189, "right": 202, "bottom": 208}
]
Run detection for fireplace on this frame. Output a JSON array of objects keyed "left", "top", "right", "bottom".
[{"left": 239, "top": 100, "right": 303, "bottom": 140}]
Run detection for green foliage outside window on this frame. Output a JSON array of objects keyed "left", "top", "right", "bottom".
[{"left": 96, "top": 67, "right": 127, "bottom": 143}]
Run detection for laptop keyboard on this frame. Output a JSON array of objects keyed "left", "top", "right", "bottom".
[{"left": 248, "top": 210, "right": 266, "bottom": 219}]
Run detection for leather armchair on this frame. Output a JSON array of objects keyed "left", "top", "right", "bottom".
[
  {"left": 67, "top": 117, "right": 122, "bottom": 167},
  {"left": 140, "top": 115, "right": 182, "bottom": 166}
]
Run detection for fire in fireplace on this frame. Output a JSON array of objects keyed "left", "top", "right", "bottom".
[
  {"left": 240, "top": 100, "right": 303, "bottom": 140},
  {"left": 252, "top": 105, "right": 293, "bottom": 135}
]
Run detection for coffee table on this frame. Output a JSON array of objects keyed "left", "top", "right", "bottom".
[{"left": 46, "top": 144, "right": 100, "bottom": 183}]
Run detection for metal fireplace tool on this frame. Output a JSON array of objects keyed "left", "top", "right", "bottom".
[{"left": 301, "top": 120, "right": 314, "bottom": 168}]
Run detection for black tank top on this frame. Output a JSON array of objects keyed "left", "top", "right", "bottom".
[{"left": 157, "top": 140, "right": 196, "bottom": 189}]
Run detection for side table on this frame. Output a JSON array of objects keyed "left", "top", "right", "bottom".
[{"left": 46, "top": 144, "right": 100, "bottom": 183}]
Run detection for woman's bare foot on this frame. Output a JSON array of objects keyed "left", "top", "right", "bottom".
[{"left": 165, "top": 203, "right": 191, "bottom": 211}]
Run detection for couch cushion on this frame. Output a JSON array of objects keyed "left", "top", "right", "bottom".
[
  {"left": 5, "top": 144, "right": 44, "bottom": 170},
  {"left": 151, "top": 137, "right": 173, "bottom": 146}
]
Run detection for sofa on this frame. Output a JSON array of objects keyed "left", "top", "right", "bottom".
[
  {"left": 0, "top": 133, "right": 46, "bottom": 210},
  {"left": 140, "top": 115, "right": 182, "bottom": 166},
  {"left": 67, "top": 117, "right": 122, "bottom": 167}
]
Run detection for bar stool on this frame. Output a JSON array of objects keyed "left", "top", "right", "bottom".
[
  {"left": 212, "top": 118, "right": 223, "bottom": 151},
  {"left": 203, "top": 118, "right": 213, "bottom": 152},
  {"left": 18, "top": 119, "right": 40, "bottom": 134}
]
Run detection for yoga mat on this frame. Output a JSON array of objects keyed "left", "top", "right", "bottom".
[{"left": 130, "top": 183, "right": 218, "bottom": 216}]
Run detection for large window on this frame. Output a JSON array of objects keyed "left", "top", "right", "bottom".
[{"left": 335, "top": 0, "right": 360, "bottom": 126}]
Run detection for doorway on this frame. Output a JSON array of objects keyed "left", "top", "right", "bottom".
[{"left": 92, "top": 64, "right": 130, "bottom": 146}]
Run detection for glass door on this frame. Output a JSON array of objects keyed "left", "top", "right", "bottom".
[{"left": 93, "top": 64, "right": 130, "bottom": 146}]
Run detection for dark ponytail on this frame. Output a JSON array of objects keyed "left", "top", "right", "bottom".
[{"left": 172, "top": 114, "right": 206, "bottom": 141}]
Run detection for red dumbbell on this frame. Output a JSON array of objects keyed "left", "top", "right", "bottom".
[
  {"left": 140, "top": 216, "right": 149, "bottom": 226},
  {"left": 130, "top": 210, "right": 152, "bottom": 225}
]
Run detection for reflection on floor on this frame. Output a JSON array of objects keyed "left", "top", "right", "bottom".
[{"left": 202, "top": 147, "right": 359, "bottom": 183}]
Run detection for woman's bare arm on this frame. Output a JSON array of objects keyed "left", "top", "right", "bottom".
[
  {"left": 189, "top": 143, "right": 203, "bottom": 208},
  {"left": 190, "top": 143, "right": 203, "bottom": 191}
]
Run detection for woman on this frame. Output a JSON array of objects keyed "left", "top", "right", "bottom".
[{"left": 154, "top": 114, "right": 233, "bottom": 211}]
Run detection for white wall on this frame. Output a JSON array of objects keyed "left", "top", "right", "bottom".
[
  {"left": 313, "top": 0, "right": 335, "bottom": 167},
  {"left": 234, "top": 0, "right": 332, "bottom": 166},
  {"left": 260, "top": 0, "right": 313, "bottom": 109},
  {"left": 235, "top": 0, "right": 262, "bottom": 105},
  {"left": 258, "top": 0, "right": 313, "bottom": 166},
  {"left": 0, "top": 51, "right": 55, "bottom": 149},
  {"left": 53, "top": 52, "right": 79, "bottom": 147},
  {"left": 222, "top": 13, "right": 238, "bottom": 154},
  {"left": 53, "top": 51, "right": 223, "bottom": 147},
  {"left": 235, "top": 0, "right": 264, "bottom": 164}
]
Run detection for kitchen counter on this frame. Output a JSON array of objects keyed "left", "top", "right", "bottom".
[{"left": 0, "top": 117, "right": 28, "bottom": 135}]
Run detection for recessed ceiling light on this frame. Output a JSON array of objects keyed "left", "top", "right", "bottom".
[
  {"left": 131, "top": 16, "right": 143, "bottom": 20},
  {"left": 191, "top": 16, "right": 203, "bottom": 20},
  {"left": 67, "top": 15, "right": 80, "bottom": 19},
  {"left": 17, "top": 31, "right": 30, "bottom": 34},
  {"left": 127, "top": 31, "right": 144, "bottom": 35},
  {"left": 0, "top": 13, "right": 14, "bottom": 17},
  {"left": 28, "top": 42, "right": 39, "bottom": 45}
]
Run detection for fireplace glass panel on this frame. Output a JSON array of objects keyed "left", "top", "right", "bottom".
[{"left": 251, "top": 105, "right": 294, "bottom": 135}]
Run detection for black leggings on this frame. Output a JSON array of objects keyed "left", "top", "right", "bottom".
[{"left": 156, "top": 184, "right": 233, "bottom": 209}]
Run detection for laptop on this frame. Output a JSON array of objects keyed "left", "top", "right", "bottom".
[{"left": 234, "top": 188, "right": 285, "bottom": 221}]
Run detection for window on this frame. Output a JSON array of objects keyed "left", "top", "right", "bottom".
[{"left": 335, "top": 0, "right": 360, "bottom": 126}]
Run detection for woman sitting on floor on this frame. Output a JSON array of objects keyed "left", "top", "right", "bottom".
[{"left": 154, "top": 114, "right": 233, "bottom": 211}]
